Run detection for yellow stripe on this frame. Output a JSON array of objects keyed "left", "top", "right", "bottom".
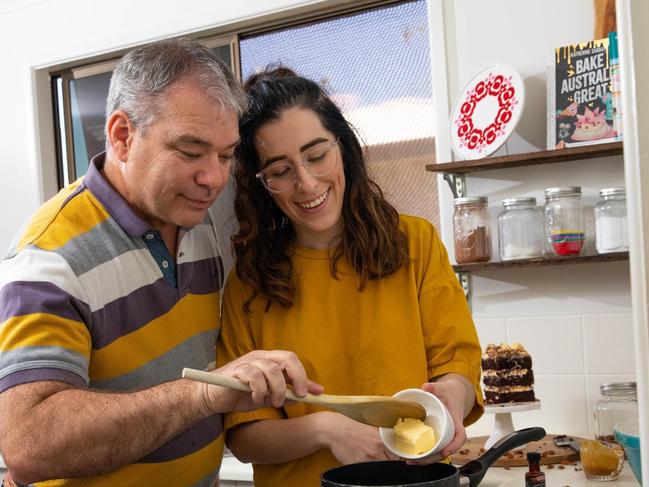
[
  {"left": 35, "top": 435, "right": 224, "bottom": 487},
  {"left": 17, "top": 179, "right": 83, "bottom": 250},
  {"left": 32, "top": 191, "right": 111, "bottom": 251},
  {"left": 89, "top": 293, "right": 219, "bottom": 380},
  {"left": 0, "top": 313, "right": 91, "bottom": 358},
  {"left": 18, "top": 183, "right": 110, "bottom": 252}
]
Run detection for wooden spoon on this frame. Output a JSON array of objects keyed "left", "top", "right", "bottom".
[{"left": 182, "top": 367, "right": 426, "bottom": 428}]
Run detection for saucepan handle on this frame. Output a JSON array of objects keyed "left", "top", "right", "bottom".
[{"left": 459, "top": 427, "right": 546, "bottom": 487}]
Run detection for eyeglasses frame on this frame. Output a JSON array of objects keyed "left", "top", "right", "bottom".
[{"left": 255, "top": 138, "right": 340, "bottom": 193}]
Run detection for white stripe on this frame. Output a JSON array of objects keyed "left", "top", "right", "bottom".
[
  {"left": 79, "top": 248, "right": 162, "bottom": 312},
  {"left": 0, "top": 245, "right": 87, "bottom": 302},
  {"left": 179, "top": 224, "right": 221, "bottom": 264}
]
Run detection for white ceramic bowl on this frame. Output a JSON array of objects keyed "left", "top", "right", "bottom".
[{"left": 379, "top": 388, "right": 455, "bottom": 460}]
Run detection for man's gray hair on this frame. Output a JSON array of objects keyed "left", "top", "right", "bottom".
[{"left": 105, "top": 37, "right": 246, "bottom": 144}]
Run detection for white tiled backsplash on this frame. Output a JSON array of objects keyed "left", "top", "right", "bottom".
[{"left": 467, "top": 312, "right": 636, "bottom": 440}]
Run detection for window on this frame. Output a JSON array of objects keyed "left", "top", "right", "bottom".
[
  {"left": 51, "top": 1, "right": 439, "bottom": 227},
  {"left": 239, "top": 0, "right": 439, "bottom": 226},
  {"left": 52, "top": 37, "right": 237, "bottom": 186}
]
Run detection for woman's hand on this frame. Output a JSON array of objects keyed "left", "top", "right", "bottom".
[
  {"left": 318, "top": 412, "right": 400, "bottom": 465},
  {"left": 406, "top": 373, "right": 475, "bottom": 465}
]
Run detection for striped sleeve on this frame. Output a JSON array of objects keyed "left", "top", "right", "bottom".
[{"left": 0, "top": 245, "right": 92, "bottom": 392}]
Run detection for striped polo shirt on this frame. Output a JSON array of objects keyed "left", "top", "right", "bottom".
[{"left": 0, "top": 153, "right": 224, "bottom": 486}]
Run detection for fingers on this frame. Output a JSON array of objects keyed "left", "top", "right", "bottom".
[
  {"left": 238, "top": 350, "right": 310, "bottom": 396},
  {"left": 421, "top": 381, "right": 437, "bottom": 395},
  {"left": 406, "top": 452, "right": 444, "bottom": 465},
  {"left": 441, "top": 424, "right": 467, "bottom": 458},
  {"left": 233, "top": 359, "right": 287, "bottom": 408},
  {"left": 223, "top": 350, "right": 322, "bottom": 408},
  {"left": 307, "top": 379, "right": 325, "bottom": 395},
  {"left": 384, "top": 448, "right": 400, "bottom": 461},
  {"left": 420, "top": 380, "right": 468, "bottom": 457}
]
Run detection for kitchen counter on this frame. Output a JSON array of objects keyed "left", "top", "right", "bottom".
[{"left": 220, "top": 455, "right": 641, "bottom": 486}]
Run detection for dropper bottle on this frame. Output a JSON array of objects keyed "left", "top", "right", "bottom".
[{"left": 525, "top": 452, "right": 546, "bottom": 487}]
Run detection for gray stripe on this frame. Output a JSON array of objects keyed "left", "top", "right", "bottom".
[
  {"left": 90, "top": 330, "right": 217, "bottom": 390},
  {"left": 139, "top": 414, "right": 223, "bottom": 463},
  {"left": 0, "top": 346, "right": 89, "bottom": 383},
  {"left": 55, "top": 218, "right": 145, "bottom": 276}
]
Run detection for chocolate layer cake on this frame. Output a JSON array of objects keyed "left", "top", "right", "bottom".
[{"left": 482, "top": 343, "right": 536, "bottom": 404}]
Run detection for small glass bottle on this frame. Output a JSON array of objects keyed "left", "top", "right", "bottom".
[
  {"left": 595, "top": 188, "right": 628, "bottom": 254},
  {"left": 544, "top": 186, "right": 585, "bottom": 257},
  {"left": 453, "top": 196, "right": 491, "bottom": 264},
  {"left": 594, "top": 381, "right": 638, "bottom": 444},
  {"left": 525, "top": 452, "right": 546, "bottom": 487},
  {"left": 498, "top": 197, "right": 544, "bottom": 261}
]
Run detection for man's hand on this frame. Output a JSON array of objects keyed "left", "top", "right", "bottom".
[{"left": 198, "top": 350, "right": 324, "bottom": 414}]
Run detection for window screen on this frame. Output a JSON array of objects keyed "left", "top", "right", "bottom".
[{"left": 239, "top": 0, "right": 439, "bottom": 227}]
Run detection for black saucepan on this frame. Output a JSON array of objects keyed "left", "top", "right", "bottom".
[{"left": 321, "top": 427, "right": 546, "bottom": 487}]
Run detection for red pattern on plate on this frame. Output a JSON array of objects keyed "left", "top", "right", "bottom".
[{"left": 454, "top": 72, "right": 520, "bottom": 155}]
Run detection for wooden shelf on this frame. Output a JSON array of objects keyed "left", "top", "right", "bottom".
[
  {"left": 452, "top": 252, "right": 629, "bottom": 272},
  {"left": 426, "top": 141, "right": 623, "bottom": 174}
]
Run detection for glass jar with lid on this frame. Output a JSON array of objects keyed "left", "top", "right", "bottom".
[
  {"left": 453, "top": 196, "right": 491, "bottom": 264},
  {"left": 498, "top": 197, "right": 544, "bottom": 261},
  {"left": 595, "top": 188, "right": 629, "bottom": 254},
  {"left": 544, "top": 186, "right": 585, "bottom": 257},
  {"left": 594, "top": 381, "right": 638, "bottom": 443}
]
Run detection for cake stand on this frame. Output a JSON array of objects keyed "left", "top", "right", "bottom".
[{"left": 483, "top": 401, "right": 541, "bottom": 449}]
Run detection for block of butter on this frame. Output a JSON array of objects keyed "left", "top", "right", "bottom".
[{"left": 393, "top": 418, "right": 436, "bottom": 455}]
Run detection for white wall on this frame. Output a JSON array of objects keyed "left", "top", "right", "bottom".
[
  {"left": 0, "top": 0, "right": 635, "bottom": 445},
  {"left": 435, "top": 1, "right": 634, "bottom": 439},
  {"left": 0, "top": 0, "right": 334, "bottom": 254}
]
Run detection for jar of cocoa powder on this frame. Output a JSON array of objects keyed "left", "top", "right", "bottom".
[{"left": 453, "top": 196, "right": 491, "bottom": 263}]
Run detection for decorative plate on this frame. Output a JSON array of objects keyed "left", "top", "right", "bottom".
[{"left": 450, "top": 64, "right": 525, "bottom": 160}]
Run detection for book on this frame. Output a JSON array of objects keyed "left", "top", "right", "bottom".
[
  {"left": 547, "top": 37, "right": 618, "bottom": 149},
  {"left": 608, "top": 31, "right": 623, "bottom": 140}
]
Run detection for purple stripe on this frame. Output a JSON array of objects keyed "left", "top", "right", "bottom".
[
  {"left": 0, "top": 281, "right": 91, "bottom": 325},
  {"left": 0, "top": 368, "right": 86, "bottom": 393},
  {"left": 91, "top": 259, "right": 219, "bottom": 349},
  {"left": 178, "top": 257, "right": 223, "bottom": 293},
  {"left": 84, "top": 153, "right": 151, "bottom": 238},
  {"left": 138, "top": 414, "right": 223, "bottom": 463},
  {"left": 61, "top": 181, "right": 87, "bottom": 206}
]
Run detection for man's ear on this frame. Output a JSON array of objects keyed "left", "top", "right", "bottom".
[{"left": 106, "top": 110, "right": 135, "bottom": 162}]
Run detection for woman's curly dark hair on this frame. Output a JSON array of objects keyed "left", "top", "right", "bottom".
[{"left": 233, "top": 67, "right": 409, "bottom": 312}]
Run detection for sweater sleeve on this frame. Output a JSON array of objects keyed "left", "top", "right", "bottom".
[
  {"left": 417, "top": 221, "right": 484, "bottom": 426},
  {"left": 216, "top": 271, "right": 285, "bottom": 431}
]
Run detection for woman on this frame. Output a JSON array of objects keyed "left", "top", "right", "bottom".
[{"left": 217, "top": 68, "right": 484, "bottom": 487}]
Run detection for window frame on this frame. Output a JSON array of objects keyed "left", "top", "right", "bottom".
[
  {"left": 51, "top": 35, "right": 239, "bottom": 186},
  {"left": 49, "top": 0, "right": 448, "bottom": 199}
]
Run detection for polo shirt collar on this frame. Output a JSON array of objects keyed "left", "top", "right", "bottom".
[{"left": 84, "top": 152, "right": 153, "bottom": 238}]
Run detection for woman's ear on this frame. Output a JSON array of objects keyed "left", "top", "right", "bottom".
[{"left": 106, "top": 110, "right": 135, "bottom": 162}]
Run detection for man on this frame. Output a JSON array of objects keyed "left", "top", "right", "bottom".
[{"left": 0, "top": 38, "right": 321, "bottom": 486}]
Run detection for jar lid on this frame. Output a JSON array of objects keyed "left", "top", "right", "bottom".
[
  {"left": 600, "top": 381, "right": 636, "bottom": 395},
  {"left": 544, "top": 186, "right": 582, "bottom": 197},
  {"left": 454, "top": 196, "right": 488, "bottom": 206},
  {"left": 502, "top": 197, "right": 537, "bottom": 207},
  {"left": 600, "top": 187, "right": 626, "bottom": 197}
]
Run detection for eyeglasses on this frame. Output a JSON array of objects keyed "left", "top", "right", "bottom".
[{"left": 256, "top": 138, "right": 339, "bottom": 193}]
